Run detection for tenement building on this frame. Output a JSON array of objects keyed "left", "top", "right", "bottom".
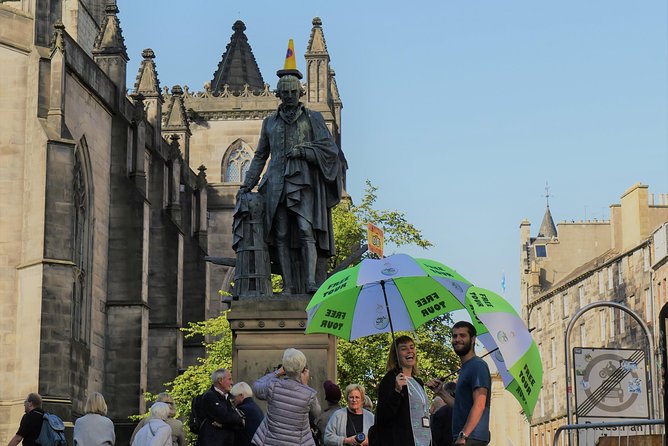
[
  {"left": 520, "top": 183, "right": 668, "bottom": 445},
  {"left": 0, "top": 1, "right": 344, "bottom": 443}
]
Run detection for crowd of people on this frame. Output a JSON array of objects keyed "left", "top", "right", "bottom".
[{"left": 7, "top": 321, "right": 490, "bottom": 446}]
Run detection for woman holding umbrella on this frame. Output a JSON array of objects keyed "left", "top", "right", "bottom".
[{"left": 372, "top": 335, "right": 431, "bottom": 446}]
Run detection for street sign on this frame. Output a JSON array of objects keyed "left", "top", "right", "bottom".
[{"left": 573, "top": 347, "right": 650, "bottom": 445}]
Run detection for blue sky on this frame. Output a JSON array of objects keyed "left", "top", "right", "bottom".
[{"left": 118, "top": 1, "right": 667, "bottom": 310}]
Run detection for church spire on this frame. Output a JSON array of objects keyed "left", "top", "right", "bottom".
[
  {"left": 304, "top": 17, "right": 331, "bottom": 104},
  {"left": 537, "top": 182, "right": 557, "bottom": 238},
  {"left": 93, "top": 2, "right": 128, "bottom": 104},
  {"left": 210, "top": 20, "right": 265, "bottom": 95}
]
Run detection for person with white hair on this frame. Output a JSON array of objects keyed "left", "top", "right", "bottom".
[
  {"left": 130, "top": 393, "right": 185, "bottom": 446},
  {"left": 324, "top": 384, "right": 374, "bottom": 446},
  {"left": 230, "top": 382, "right": 264, "bottom": 446},
  {"left": 197, "top": 368, "right": 244, "bottom": 446},
  {"left": 252, "top": 348, "right": 321, "bottom": 445},
  {"left": 73, "top": 392, "right": 115, "bottom": 446},
  {"left": 131, "top": 402, "right": 172, "bottom": 446}
]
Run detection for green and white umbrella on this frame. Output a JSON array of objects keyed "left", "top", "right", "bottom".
[
  {"left": 461, "top": 286, "right": 543, "bottom": 419},
  {"left": 305, "top": 253, "right": 471, "bottom": 339},
  {"left": 305, "top": 253, "right": 542, "bottom": 419}
]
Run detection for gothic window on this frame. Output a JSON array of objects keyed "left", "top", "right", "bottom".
[
  {"left": 72, "top": 144, "right": 92, "bottom": 344},
  {"left": 222, "top": 141, "right": 253, "bottom": 183}
]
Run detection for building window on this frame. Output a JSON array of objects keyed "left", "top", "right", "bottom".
[
  {"left": 579, "top": 323, "right": 586, "bottom": 346},
  {"left": 620, "top": 309, "right": 626, "bottom": 335},
  {"left": 552, "top": 382, "right": 558, "bottom": 414},
  {"left": 535, "top": 245, "right": 547, "bottom": 257},
  {"left": 608, "top": 267, "right": 614, "bottom": 290},
  {"left": 609, "top": 308, "right": 616, "bottom": 338},
  {"left": 617, "top": 260, "right": 624, "bottom": 284},
  {"left": 163, "top": 164, "right": 169, "bottom": 208},
  {"left": 643, "top": 247, "right": 650, "bottom": 271},
  {"left": 223, "top": 140, "right": 253, "bottom": 183},
  {"left": 549, "top": 301, "right": 555, "bottom": 323},
  {"left": 598, "top": 271, "right": 604, "bottom": 294},
  {"left": 562, "top": 292, "right": 569, "bottom": 318},
  {"left": 645, "top": 288, "right": 651, "bottom": 322},
  {"left": 599, "top": 310, "right": 606, "bottom": 341},
  {"left": 536, "top": 307, "right": 542, "bottom": 330},
  {"left": 72, "top": 145, "right": 92, "bottom": 345},
  {"left": 578, "top": 286, "right": 585, "bottom": 308},
  {"left": 551, "top": 337, "right": 556, "bottom": 367}
]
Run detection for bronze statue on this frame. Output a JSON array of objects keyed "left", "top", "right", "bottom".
[{"left": 238, "top": 72, "right": 343, "bottom": 294}]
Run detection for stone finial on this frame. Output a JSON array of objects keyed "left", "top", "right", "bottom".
[
  {"left": 51, "top": 20, "right": 66, "bottom": 52},
  {"left": 105, "top": 1, "right": 119, "bottom": 15},
  {"left": 197, "top": 165, "right": 207, "bottom": 188},
  {"left": 142, "top": 48, "right": 155, "bottom": 59},
  {"left": 312, "top": 17, "right": 322, "bottom": 26},
  {"left": 233, "top": 20, "right": 246, "bottom": 33},
  {"left": 171, "top": 85, "right": 184, "bottom": 96},
  {"left": 133, "top": 48, "right": 161, "bottom": 97}
]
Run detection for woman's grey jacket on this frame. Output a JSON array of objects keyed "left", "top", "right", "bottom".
[
  {"left": 252, "top": 372, "right": 321, "bottom": 446},
  {"left": 323, "top": 408, "right": 374, "bottom": 446}
]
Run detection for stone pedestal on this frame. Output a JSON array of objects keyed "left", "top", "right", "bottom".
[{"left": 227, "top": 295, "right": 336, "bottom": 409}]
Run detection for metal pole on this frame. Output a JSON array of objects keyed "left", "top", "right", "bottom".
[{"left": 564, "top": 301, "right": 656, "bottom": 446}]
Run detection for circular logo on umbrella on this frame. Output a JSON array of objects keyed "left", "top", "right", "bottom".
[
  {"left": 381, "top": 263, "right": 397, "bottom": 276},
  {"left": 494, "top": 350, "right": 505, "bottom": 362},
  {"left": 496, "top": 330, "right": 509, "bottom": 344},
  {"left": 375, "top": 305, "right": 389, "bottom": 329}
]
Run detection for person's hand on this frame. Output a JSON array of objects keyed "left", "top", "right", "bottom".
[
  {"left": 287, "top": 146, "right": 305, "bottom": 159},
  {"left": 274, "top": 366, "right": 285, "bottom": 377},
  {"left": 426, "top": 378, "right": 442, "bottom": 392},
  {"left": 360, "top": 437, "right": 369, "bottom": 446},
  {"left": 454, "top": 438, "right": 466, "bottom": 446},
  {"left": 343, "top": 436, "right": 359, "bottom": 445},
  {"left": 395, "top": 373, "right": 407, "bottom": 392}
]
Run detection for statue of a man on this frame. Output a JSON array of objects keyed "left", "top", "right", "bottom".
[{"left": 239, "top": 74, "right": 343, "bottom": 294}]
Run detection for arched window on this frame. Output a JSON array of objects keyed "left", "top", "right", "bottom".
[
  {"left": 72, "top": 140, "right": 92, "bottom": 344},
  {"left": 222, "top": 140, "right": 253, "bottom": 183}
]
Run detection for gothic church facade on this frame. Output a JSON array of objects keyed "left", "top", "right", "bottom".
[{"left": 0, "top": 1, "right": 343, "bottom": 443}]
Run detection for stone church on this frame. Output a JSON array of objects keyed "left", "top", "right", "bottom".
[{"left": 0, "top": 0, "right": 343, "bottom": 443}]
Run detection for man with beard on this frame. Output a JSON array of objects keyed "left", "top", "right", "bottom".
[{"left": 450, "top": 321, "right": 491, "bottom": 446}]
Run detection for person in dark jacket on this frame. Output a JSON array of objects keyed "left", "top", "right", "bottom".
[
  {"left": 196, "top": 368, "right": 245, "bottom": 446},
  {"left": 430, "top": 382, "right": 456, "bottom": 446},
  {"left": 372, "top": 335, "right": 431, "bottom": 446},
  {"left": 230, "top": 382, "right": 264, "bottom": 446},
  {"left": 7, "top": 393, "right": 44, "bottom": 446}
]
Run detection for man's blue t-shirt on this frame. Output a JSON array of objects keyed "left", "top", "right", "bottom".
[{"left": 452, "top": 356, "right": 491, "bottom": 442}]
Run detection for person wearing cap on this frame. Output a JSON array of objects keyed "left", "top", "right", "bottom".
[
  {"left": 315, "top": 380, "right": 342, "bottom": 441},
  {"left": 239, "top": 41, "right": 344, "bottom": 295}
]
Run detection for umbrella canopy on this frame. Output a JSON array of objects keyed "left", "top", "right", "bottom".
[
  {"left": 461, "top": 286, "right": 543, "bottom": 419},
  {"left": 305, "top": 253, "right": 543, "bottom": 419},
  {"left": 305, "top": 253, "right": 471, "bottom": 340}
]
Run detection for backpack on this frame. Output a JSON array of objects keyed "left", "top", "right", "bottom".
[
  {"left": 188, "top": 393, "right": 205, "bottom": 435},
  {"left": 36, "top": 412, "right": 67, "bottom": 446}
]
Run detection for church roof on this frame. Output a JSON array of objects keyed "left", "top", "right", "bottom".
[
  {"left": 93, "top": 3, "right": 128, "bottom": 59},
  {"left": 210, "top": 21, "right": 265, "bottom": 95},
  {"left": 537, "top": 205, "right": 558, "bottom": 238}
]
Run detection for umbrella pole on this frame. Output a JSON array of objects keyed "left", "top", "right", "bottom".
[{"left": 380, "top": 280, "right": 402, "bottom": 370}]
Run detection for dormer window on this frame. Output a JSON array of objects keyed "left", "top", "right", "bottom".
[{"left": 535, "top": 245, "right": 547, "bottom": 257}]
